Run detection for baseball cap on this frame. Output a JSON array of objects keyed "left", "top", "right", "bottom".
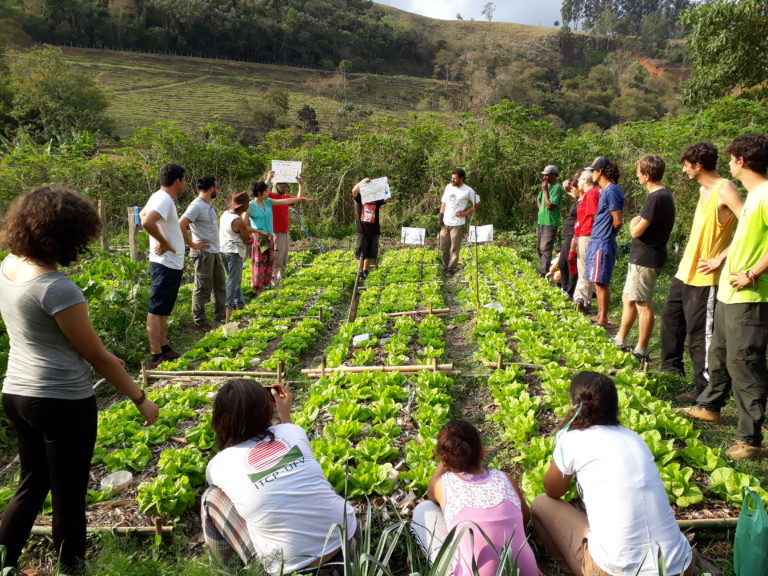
[
  {"left": 541, "top": 165, "right": 559, "bottom": 175},
  {"left": 590, "top": 157, "right": 611, "bottom": 171}
]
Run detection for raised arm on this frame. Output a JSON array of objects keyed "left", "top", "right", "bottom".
[
  {"left": 271, "top": 196, "right": 314, "bottom": 206},
  {"left": 352, "top": 177, "right": 370, "bottom": 198}
]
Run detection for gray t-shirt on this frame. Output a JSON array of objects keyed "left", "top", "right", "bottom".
[
  {"left": 0, "top": 266, "right": 94, "bottom": 400},
  {"left": 182, "top": 197, "right": 220, "bottom": 253}
]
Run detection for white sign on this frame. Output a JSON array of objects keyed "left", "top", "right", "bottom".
[
  {"left": 359, "top": 177, "right": 391, "bottom": 204},
  {"left": 400, "top": 227, "right": 426, "bottom": 245},
  {"left": 467, "top": 225, "right": 494, "bottom": 243},
  {"left": 271, "top": 160, "right": 302, "bottom": 183}
]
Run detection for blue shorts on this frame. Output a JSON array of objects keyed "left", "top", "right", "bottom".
[
  {"left": 149, "top": 262, "right": 183, "bottom": 316},
  {"left": 584, "top": 241, "right": 617, "bottom": 286}
]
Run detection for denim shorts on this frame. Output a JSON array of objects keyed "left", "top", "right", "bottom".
[{"left": 149, "top": 262, "right": 183, "bottom": 316}]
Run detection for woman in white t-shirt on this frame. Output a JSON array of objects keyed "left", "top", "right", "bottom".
[
  {"left": 532, "top": 372, "right": 694, "bottom": 576},
  {"left": 203, "top": 379, "right": 357, "bottom": 575}
]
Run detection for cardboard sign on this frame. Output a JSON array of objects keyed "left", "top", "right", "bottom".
[
  {"left": 467, "top": 225, "right": 494, "bottom": 243},
  {"left": 401, "top": 227, "right": 426, "bottom": 245},
  {"left": 359, "top": 177, "right": 391, "bottom": 204},
  {"left": 271, "top": 160, "right": 302, "bottom": 183}
]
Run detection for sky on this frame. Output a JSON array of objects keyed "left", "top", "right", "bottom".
[{"left": 374, "top": 0, "right": 563, "bottom": 28}]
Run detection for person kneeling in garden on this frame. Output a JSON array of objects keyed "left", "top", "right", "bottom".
[
  {"left": 412, "top": 419, "right": 541, "bottom": 576},
  {"left": 202, "top": 379, "right": 357, "bottom": 574},
  {"left": 532, "top": 371, "right": 694, "bottom": 576}
]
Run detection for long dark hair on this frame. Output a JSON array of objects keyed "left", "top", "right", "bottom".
[
  {"left": 436, "top": 419, "right": 483, "bottom": 472},
  {"left": 558, "top": 371, "right": 620, "bottom": 432},
  {"left": 212, "top": 379, "right": 275, "bottom": 450}
]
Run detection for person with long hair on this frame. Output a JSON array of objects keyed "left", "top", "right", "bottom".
[
  {"left": 412, "top": 419, "right": 541, "bottom": 576},
  {"left": 245, "top": 181, "right": 313, "bottom": 294},
  {"left": 0, "top": 187, "right": 159, "bottom": 573},
  {"left": 532, "top": 372, "right": 693, "bottom": 576},
  {"left": 202, "top": 379, "right": 356, "bottom": 574}
]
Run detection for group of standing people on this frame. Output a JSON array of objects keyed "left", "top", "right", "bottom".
[
  {"left": 139, "top": 164, "right": 312, "bottom": 367},
  {"left": 539, "top": 134, "right": 768, "bottom": 460}
]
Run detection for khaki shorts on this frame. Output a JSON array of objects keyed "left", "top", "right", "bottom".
[{"left": 623, "top": 263, "right": 660, "bottom": 302}]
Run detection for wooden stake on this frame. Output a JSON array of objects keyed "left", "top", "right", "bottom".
[
  {"left": 27, "top": 525, "right": 174, "bottom": 536},
  {"left": 141, "top": 360, "right": 149, "bottom": 388},
  {"left": 127, "top": 206, "right": 140, "bottom": 262},
  {"left": 277, "top": 361, "right": 285, "bottom": 386},
  {"left": 145, "top": 369, "right": 276, "bottom": 378},
  {"left": 302, "top": 363, "right": 453, "bottom": 375},
  {"left": 384, "top": 308, "right": 450, "bottom": 318},
  {"left": 97, "top": 199, "right": 109, "bottom": 251},
  {"left": 321, "top": 356, "right": 327, "bottom": 377},
  {"left": 432, "top": 358, "right": 438, "bottom": 373},
  {"left": 497, "top": 351, "right": 504, "bottom": 370}
]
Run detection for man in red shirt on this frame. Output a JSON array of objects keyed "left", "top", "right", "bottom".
[{"left": 265, "top": 171, "right": 304, "bottom": 286}]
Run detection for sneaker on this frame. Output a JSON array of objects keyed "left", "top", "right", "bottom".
[
  {"left": 161, "top": 348, "right": 181, "bottom": 360},
  {"left": 679, "top": 405, "right": 721, "bottom": 424},
  {"left": 726, "top": 441, "right": 768, "bottom": 460}
]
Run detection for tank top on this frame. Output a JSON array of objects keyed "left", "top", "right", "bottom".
[
  {"left": 675, "top": 179, "right": 737, "bottom": 286},
  {"left": 219, "top": 211, "right": 247, "bottom": 258},
  {"left": 442, "top": 470, "right": 541, "bottom": 576}
]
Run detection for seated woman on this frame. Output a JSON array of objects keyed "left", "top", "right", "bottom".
[
  {"left": 203, "top": 379, "right": 357, "bottom": 575},
  {"left": 532, "top": 371, "right": 694, "bottom": 576},
  {"left": 412, "top": 420, "right": 541, "bottom": 576}
]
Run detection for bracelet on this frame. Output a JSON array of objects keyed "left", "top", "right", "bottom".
[
  {"left": 132, "top": 389, "right": 147, "bottom": 406},
  {"left": 746, "top": 269, "right": 757, "bottom": 284}
]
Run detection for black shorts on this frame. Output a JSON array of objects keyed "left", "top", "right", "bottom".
[
  {"left": 355, "top": 232, "right": 379, "bottom": 260},
  {"left": 149, "top": 262, "right": 183, "bottom": 316}
]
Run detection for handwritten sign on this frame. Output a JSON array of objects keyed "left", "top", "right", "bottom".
[
  {"left": 400, "top": 227, "right": 426, "bottom": 245},
  {"left": 271, "top": 160, "right": 302, "bottom": 183},
  {"left": 359, "top": 177, "right": 391, "bottom": 204},
  {"left": 467, "top": 225, "right": 494, "bottom": 243}
]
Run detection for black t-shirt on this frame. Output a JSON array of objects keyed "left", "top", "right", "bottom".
[
  {"left": 354, "top": 194, "right": 385, "bottom": 236},
  {"left": 629, "top": 187, "right": 676, "bottom": 268},
  {"left": 562, "top": 199, "right": 579, "bottom": 239}
]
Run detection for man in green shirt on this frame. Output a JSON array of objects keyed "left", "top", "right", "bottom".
[
  {"left": 537, "top": 165, "right": 563, "bottom": 276},
  {"left": 682, "top": 133, "right": 768, "bottom": 460}
]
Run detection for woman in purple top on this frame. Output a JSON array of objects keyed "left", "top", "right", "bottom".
[{"left": 412, "top": 420, "right": 541, "bottom": 576}]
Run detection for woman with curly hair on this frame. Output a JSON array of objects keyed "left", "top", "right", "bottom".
[
  {"left": 412, "top": 419, "right": 541, "bottom": 576},
  {"left": 202, "top": 379, "right": 356, "bottom": 574},
  {"left": 0, "top": 187, "right": 159, "bottom": 573},
  {"left": 532, "top": 372, "right": 693, "bottom": 576}
]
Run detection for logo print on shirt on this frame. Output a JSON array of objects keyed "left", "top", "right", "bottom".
[
  {"left": 246, "top": 440, "right": 304, "bottom": 484},
  {"left": 362, "top": 204, "right": 376, "bottom": 224}
]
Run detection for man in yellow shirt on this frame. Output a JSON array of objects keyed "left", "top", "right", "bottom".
[
  {"left": 682, "top": 134, "right": 768, "bottom": 460},
  {"left": 660, "top": 143, "right": 742, "bottom": 401}
]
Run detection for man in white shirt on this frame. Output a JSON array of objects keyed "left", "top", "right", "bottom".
[
  {"left": 140, "top": 163, "right": 186, "bottom": 368},
  {"left": 439, "top": 168, "right": 481, "bottom": 276},
  {"left": 180, "top": 176, "right": 226, "bottom": 332}
]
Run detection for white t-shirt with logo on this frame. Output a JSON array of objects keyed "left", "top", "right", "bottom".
[
  {"left": 206, "top": 423, "right": 357, "bottom": 574},
  {"left": 143, "top": 189, "right": 185, "bottom": 270},
  {"left": 554, "top": 425, "right": 692, "bottom": 576},
  {"left": 441, "top": 183, "right": 480, "bottom": 227}
]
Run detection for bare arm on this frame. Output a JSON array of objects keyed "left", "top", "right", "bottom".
[
  {"left": 231, "top": 216, "right": 252, "bottom": 244},
  {"left": 506, "top": 473, "right": 531, "bottom": 524},
  {"left": 179, "top": 216, "right": 210, "bottom": 251},
  {"left": 719, "top": 180, "right": 744, "bottom": 221},
  {"left": 271, "top": 196, "right": 314, "bottom": 206},
  {"left": 265, "top": 170, "right": 274, "bottom": 186},
  {"left": 270, "top": 384, "right": 292, "bottom": 423},
  {"left": 542, "top": 181, "right": 553, "bottom": 209},
  {"left": 426, "top": 461, "right": 447, "bottom": 506},
  {"left": 542, "top": 461, "right": 572, "bottom": 499},
  {"left": 611, "top": 209, "right": 623, "bottom": 232},
  {"left": 139, "top": 209, "right": 175, "bottom": 255},
  {"left": 730, "top": 247, "right": 768, "bottom": 291},
  {"left": 629, "top": 215, "right": 651, "bottom": 239},
  {"left": 352, "top": 178, "right": 370, "bottom": 198},
  {"left": 55, "top": 303, "right": 159, "bottom": 425},
  {"left": 297, "top": 177, "right": 304, "bottom": 198}
]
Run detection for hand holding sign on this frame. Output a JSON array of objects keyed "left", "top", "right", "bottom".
[{"left": 359, "top": 177, "right": 391, "bottom": 204}]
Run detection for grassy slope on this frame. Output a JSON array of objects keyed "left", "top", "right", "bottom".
[{"left": 58, "top": 8, "right": 559, "bottom": 138}]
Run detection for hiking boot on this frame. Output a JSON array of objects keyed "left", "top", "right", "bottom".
[
  {"left": 679, "top": 405, "right": 721, "bottom": 424},
  {"left": 726, "top": 441, "right": 768, "bottom": 460}
]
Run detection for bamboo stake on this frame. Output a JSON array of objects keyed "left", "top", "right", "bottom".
[
  {"left": 141, "top": 360, "right": 149, "bottom": 388},
  {"left": 145, "top": 370, "right": 277, "bottom": 377},
  {"left": 27, "top": 525, "right": 173, "bottom": 536},
  {"left": 277, "top": 361, "right": 285, "bottom": 387},
  {"left": 487, "top": 361, "right": 544, "bottom": 369},
  {"left": 302, "top": 363, "right": 453, "bottom": 375},
  {"left": 676, "top": 518, "right": 738, "bottom": 530},
  {"left": 97, "top": 199, "right": 109, "bottom": 250},
  {"left": 384, "top": 308, "right": 450, "bottom": 318}
]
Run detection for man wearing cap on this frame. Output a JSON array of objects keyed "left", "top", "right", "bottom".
[
  {"left": 537, "top": 166, "right": 564, "bottom": 277},
  {"left": 265, "top": 170, "right": 304, "bottom": 286},
  {"left": 584, "top": 157, "right": 624, "bottom": 328},
  {"left": 219, "top": 191, "right": 252, "bottom": 320},
  {"left": 439, "top": 168, "right": 481, "bottom": 276},
  {"left": 180, "top": 176, "right": 227, "bottom": 332}
]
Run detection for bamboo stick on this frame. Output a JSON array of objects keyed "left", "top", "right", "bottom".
[
  {"left": 384, "top": 308, "right": 450, "bottom": 318},
  {"left": 27, "top": 525, "right": 173, "bottom": 536},
  {"left": 676, "top": 518, "right": 738, "bottom": 530},
  {"left": 145, "top": 370, "right": 277, "bottom": 377},
  {"left": 487, "top": 362, "right": 544, "bottom": 369},
  {"left": 302, "top": 363, "right": 453, "bottom": 375}
]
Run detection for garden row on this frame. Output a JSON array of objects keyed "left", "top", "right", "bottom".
[{"left": 461, "top": 244, "right": 767, "bottom": 511}]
